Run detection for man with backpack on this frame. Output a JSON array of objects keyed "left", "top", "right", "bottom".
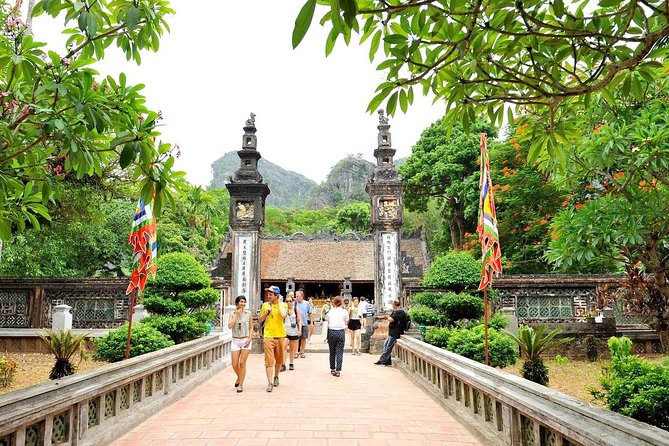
[{"left": 374, "top": 299, "right": 408, "bottom": 367}]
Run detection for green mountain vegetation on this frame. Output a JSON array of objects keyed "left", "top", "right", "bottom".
[
  {"left": 307, "top": 155, "right": 375, "bottom": 209},
  {"left": 209, "top": 152, "right": 316, "bottom": 209}
]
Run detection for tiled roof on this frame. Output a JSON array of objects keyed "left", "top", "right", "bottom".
[{"left": 260, "top": 237, "right": 426, "bottom": 282}]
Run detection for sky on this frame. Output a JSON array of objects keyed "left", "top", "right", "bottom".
[{"left": 31, "top": 1, "right": 445, "bottom": 185}]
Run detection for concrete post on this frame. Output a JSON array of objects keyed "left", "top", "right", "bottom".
[
  {"left": 223, "top": 305, "right": 236, "bottom": 335},
  {"left": 499, "top": 307, "right": 518, "bottom": 336},
  {"left": 52, "top": 304, "right": 73, "bottom": 331},
  {"left": 132, "top": 304, "right": 148, "bottom": 325}
]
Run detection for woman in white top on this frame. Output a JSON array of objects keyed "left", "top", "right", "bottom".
[
  {"left": 326, "top": 296, "right": 349, "bottom": 377},
  {"left": 282, "top": 292, "right": 302, "bottom": 371},
  {"left": 228, "top": 295, "right": 254, "bottom": 393}
]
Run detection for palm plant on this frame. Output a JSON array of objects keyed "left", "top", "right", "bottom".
[
  {"left": 506, "top": 325, "right": 573, "bottom": 386},
  {"left": 38, "top": 330, "right": 89, "bottom": 380}
]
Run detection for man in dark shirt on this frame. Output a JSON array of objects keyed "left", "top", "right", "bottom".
[{"left": 374, "top": 299, "right": 407, "bottom": 366}]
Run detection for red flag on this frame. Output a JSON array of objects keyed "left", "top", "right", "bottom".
[{"left": 126, "top": 198, "right": 157, "bottom": 294}]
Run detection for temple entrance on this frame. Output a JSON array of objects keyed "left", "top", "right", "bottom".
[{"left": 299, "top": 282, "right": 342, "bottom": 300}]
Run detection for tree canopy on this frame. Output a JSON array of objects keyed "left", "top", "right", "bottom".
[
  {"left": 399, "top": 117, "right": 494, "bottom": 248},
  {"left": 547, "top": 72, "right": 669, "bottom": 301},
  {"left": 0, "top": 0, "right": 183, "bottom": 239},
  {"left": 293, "top": 0, "right": 669, "bottom": 168}
]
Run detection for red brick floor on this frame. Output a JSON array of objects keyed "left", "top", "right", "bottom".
[{"left": 112, "top": 350, "right": 482, "bottom": 446}]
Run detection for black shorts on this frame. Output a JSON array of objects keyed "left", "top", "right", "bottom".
[
  {"left": 348, "top": 319, "right": 361, "bottom": 330},
  {"left": 287, "top": 335, "right": 300, "bottom": 341}
]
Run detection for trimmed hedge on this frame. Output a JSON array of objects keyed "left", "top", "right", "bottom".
[
  {"left": 422, "top": 250, "right": 481, "bottom": 291},
  {"left": 408, "top": 306, "right": 443, "bottom": 326},
  {"left": 95, "top": 323, "right": 174, "bottom": 363}
]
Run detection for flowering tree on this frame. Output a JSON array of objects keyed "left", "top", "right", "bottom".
[
  {"left": 0, "top": 0, "right": 183, "bottom": 238},
  {"left": 547, "top": 69, "right": 669, "bottom": 307}
]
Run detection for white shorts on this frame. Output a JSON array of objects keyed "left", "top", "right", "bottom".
[{"left": 231, "top": 337, "right": 252, "bottom": 351}]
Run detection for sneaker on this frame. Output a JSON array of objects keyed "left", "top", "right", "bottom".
[
  {"left": 289, "top": 364, "right": 294, "bottom": 371},
  {"left": 266, "top": 383, "right": 273, "bottom": 392},
  {"left": 280, "top": 364, "right": 286, "bottom": 372},
  {"left": 374, "top": 361, "right": 389, "bottom": 366},
  {"left": 273, "top": 376, "right": 279, "bottom": 387}
]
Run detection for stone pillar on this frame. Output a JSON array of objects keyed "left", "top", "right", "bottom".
[
  {"left": 226, "top": 113, "right": 270, "bottom": 313},
  {"left": 342, "top": 277, "right": 352, "bottom": 301},
  {"left": 366, "top": 110, "right": 404, "bottom": 314},
  {"left": 286, "top": 278, "right": 295, "bottom": 296},
  {"left": 132, "top": 304, "right": 148, "bottom": 325},
  {"left": 369, "top": 315, "right": 390, "bottom": 354},
  {"left": 52, "top": 304, "right": 72, "bottom": 331},
  {"left": 499, "top": 307, "right": 518, "bottom": 337}
]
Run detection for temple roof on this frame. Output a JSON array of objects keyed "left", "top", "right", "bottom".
[{"left": 260, "top": 235, "right": 426, "bottom": 282}]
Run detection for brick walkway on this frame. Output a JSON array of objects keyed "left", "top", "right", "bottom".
[{"left": 112, "top": 349, "right": 482, "bottom": 446}]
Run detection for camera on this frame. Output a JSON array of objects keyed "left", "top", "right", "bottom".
[{"left": 291, "top": 323, "right": 296, "bottom": 328}]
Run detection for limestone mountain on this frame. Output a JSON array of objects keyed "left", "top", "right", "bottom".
[
  {"left": 307, "top": 155, "right": 375, "bottom": 209},
  {"left": 209, "top": 152, "right": 316, "bottom": 209}
]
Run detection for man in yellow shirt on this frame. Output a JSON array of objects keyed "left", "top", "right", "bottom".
[{"left": 258, "top": 285, "right": 287, "bottom": 392}]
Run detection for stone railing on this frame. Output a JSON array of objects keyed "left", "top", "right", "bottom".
[
  {"left": 0, "top": 333, "right": 231, "bottom": 446},
  {"left": 394, "top": 336, "right": 669, "bottom": 446}
]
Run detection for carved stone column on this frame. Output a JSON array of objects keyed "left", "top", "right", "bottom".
[
  {"left": 366, "top": 110, "right": 404, "bottom": 314},
  {"left": 226, "top": 113, "right": 270, "bottom": 313}
]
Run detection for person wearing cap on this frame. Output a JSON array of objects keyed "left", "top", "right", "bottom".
[{"left": 258, "top": 285, "right": 288, "bottom": 392}]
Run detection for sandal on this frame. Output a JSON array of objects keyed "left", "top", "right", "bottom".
[
  {"left": 234, "top": 381, "right": 239, "bottom": 388},
  {"left": 334, "top": 371, "right": 341, "bottom": 377},
  {"left": 236, "top": 387, "right": 243, "bottom": 393},
  {"left": 266, "top": 383, "right": 273, "bottom": 392},
  {"left": 330, "top": 370, "right": 336, "bottom": 376},
  {"left": 300, "top": 353, "right": 306, "bottom": 358}
]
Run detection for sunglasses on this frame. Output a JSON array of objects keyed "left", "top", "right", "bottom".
[{"left": 286, "top": 299, "right": 293, "bottom": 302}]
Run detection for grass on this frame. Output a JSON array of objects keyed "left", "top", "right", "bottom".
[
  {"left": 0, "top": 352, "right": 106, "bottom": 395},
  {"left": 502, "top": 354, "right": 668, "bottom": 406},
  {"left": 502, "top": 358, "right": 608, "bottom": 405}
]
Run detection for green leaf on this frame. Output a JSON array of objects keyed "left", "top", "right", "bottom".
[
  {"left": 119, "top": 143, "right": 136, "bottom": 169},
  {"left": 126, "top": 7, "right": 140, "bottom": 28},
  {"left": 369, "top": 30, "right": 381, "bottom": 62},
  {"left": 292, "top": 0, "right": 317, "bottom": 49}
]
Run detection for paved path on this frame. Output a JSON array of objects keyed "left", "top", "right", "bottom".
[{"left": 112, "top": 343, "right": 482, "bottom": 446}]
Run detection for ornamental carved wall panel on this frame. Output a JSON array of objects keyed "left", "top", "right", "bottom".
[
  {"left": 42, "top": 287, "right": 128, "bottom": 329},
  {"left": 0, "top": 290, "right": 31, "bottom": 328}
]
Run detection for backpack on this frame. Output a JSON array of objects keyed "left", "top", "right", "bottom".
[{"left": 403, "top": 311, "right": 411, "bottom": 333}]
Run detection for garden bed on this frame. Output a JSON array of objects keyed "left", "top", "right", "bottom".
[{"left": 0, "top": 352, "right": 106, "bottom": 395}]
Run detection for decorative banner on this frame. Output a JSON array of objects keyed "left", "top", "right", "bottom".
[
  {"left": 234, "top": 233, "right": 253, "bottom": 299},
  {"left": 380, "top": 231, "right": 399, "bottom": 311}
]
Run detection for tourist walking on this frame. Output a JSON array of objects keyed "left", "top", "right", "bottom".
[
  {"left": 374, "top": 299, "right": 407, "bottom": 367},
  {"left": 348, "top": 297, "right": 363, "bottom": 355},
  {"left": 282, "top": 293, "right": 302, "bottom": 371},
  {"left": 228, "top": 295, "right": 254, "bottom": 393},
  {"left": 258, "top": 285, "right": 288, "bottom": 392},
  {"left": 358, "top": 297, "right": 369, "bottom": 329},
  {"left": 326, "top": 296, "right": 348, "bottom": 376},
  {"left": 295, "top": 290, "right": 313, "bottom": 358}
]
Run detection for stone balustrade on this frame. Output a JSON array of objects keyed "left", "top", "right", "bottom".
[
  {"left": 394, "top": 336, "right": 669, "bottom": 446},
  {"left": 0, "top": 333, "right": 231, "bottom": 446}
]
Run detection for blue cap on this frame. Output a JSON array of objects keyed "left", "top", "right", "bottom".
[{"left": 265, "top": 285, "right": 280, "bottom": 294}]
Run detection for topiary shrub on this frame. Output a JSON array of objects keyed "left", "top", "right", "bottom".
[
  {"left": 95, "top": 323, "right": 174, "bottom": 363},
  {"left": 489, "top": 313, "right": 509, "bottom": 330},
  {"left": 142, "top": 315, "right": 206, "bottom": 345},
  {"left": 424, "top": 327, "right": 452, "bottom": 348},
  {"left": 436, "top": 293, "right": 484, "bottom": 325},
  {"left": 412, "top": 291, "right": 442, "bottom": 308},
  {"left": 142, "top": 252, "right": 219, "bottom": 343},
  {"left": 447, "top": 325, "right": 518, "bottom": 368},
  {"left": 422, "top": 250, "right": 481, "bottom": 291},
  {"left": 408, "top": 306, "right": 443, "bottom": 326}
]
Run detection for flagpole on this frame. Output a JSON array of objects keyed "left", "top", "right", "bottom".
[
  {"left": 484, "top": 286, "right": 489, "bottom": 366},
  {"left": 125, "top": 288, "right": 137, "bottom": 360}
]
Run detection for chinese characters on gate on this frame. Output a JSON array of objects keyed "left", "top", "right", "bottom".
[
  {"left": 235, "top": 234, "right": 253, "bottom": 298},
  {"left": 381, "top": 231, "right": 398, "bottom": 310}
]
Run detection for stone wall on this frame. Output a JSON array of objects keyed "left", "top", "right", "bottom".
[{"left": 0, "top": 278, "right": 229, "bottom": 330}]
